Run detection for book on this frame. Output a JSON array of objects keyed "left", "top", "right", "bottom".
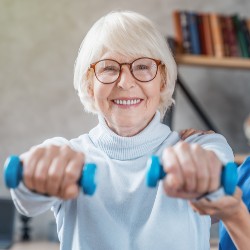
[
  {"left": 232, "top": 15, "right": 249, "bottom": 58},
  {"left": 202, "top": 13, "right": 214, "bottom": 56},
  {"left": 172, "top": 11, "right": 183, "bottom": 53},
  {"left": 167, "top": 37, "right": 179, "bottom": 55},
  {"left": 220, "top": 15, "right": 231, "bottom": 57},
  {"left": 210, "top": 13, "right": 224, "bottom": 57},
  {"left": 179, "top": 11, "right": 192, "bottom": 54},
  {"left": 241, "top": 19, "right": 250, "bottom": 57},
  {"left": 197, "top": 13, "right": 206, "bottom": 55},
  {"left": 247, "top": 19, "right": 250, "bottom": 34},
  {"left": 187, "top": 12, "right": 201, "bottom": 55},
  {"left": 225, "top": 16, "right": 240, "bottom": 57}
]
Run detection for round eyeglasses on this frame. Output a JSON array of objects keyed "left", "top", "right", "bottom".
[{"left": 89, "top": 57, "right": 163, "bottom": 84}]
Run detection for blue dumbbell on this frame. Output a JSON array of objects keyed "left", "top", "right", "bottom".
[
  {"left": 4, "top": 155, "right": 97, "bottom": 196},
  {"left": 146, "top": 155, "right": 238, "bottom": 195}
]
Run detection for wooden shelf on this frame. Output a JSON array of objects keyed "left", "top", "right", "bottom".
[
  {"left": 175, "top": 55, "right": 250, "bottom": 69},
  {"left": 174, "top": 54, "right": 250, "bottom": 163}
]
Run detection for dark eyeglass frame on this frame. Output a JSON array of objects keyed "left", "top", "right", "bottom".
[{"left": 89, "top": 57, "right": 163, "bottom": 84}]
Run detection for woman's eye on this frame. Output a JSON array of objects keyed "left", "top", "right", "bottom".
[
  {"left": 135, "top": 64, "right": 148, "bottom": 70},
  {"left": 103, "top": 66, "right": 118, "bottom": 72}
]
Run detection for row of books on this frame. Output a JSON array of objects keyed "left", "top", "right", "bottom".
[{"left": 172, "top": 11, "right": 250, "bottom": 58}]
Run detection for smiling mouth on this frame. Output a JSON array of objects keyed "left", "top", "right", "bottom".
[{"left": 113, "top": 99, "right": 142, "bottom": 105}]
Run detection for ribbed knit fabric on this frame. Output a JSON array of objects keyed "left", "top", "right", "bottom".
[
  {"left": 11, "top": 111, "right": 234, "bottom": 250},
  {"left": 89, "top": 111, "right": 171, "bottom": 160}
]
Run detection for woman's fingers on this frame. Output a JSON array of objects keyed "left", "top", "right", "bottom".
[
  {"left": 58, "top": 151, "right": 85, "bottom": 199},
  {"left": 190, "top": 144, "right": 209, "bottom": 194},
  {"left": 46, "top": 156, "right": 69, "bottom": 196},
  {"left": 33, "top": 145, "right": 59, "bottom": 194},
  {"left": 206, "top": 150, "right": 222, "bottom": 193},
  {"left": 162, "top": 147, "right": 184, "bottom": 192},
  {"left": 179, "top": 129, "right": 197, "bottom": 140},
  {"left": 174, "top": 142, "right": 197, "bottom": 192},
  {"left": 21, "top": 144, "right": 85, "bottom": 200},
  {"left": 163, "top": 141, "right": 197, "bottom": 194},
  {"left": 189, "top": 188, "right": 243, "bottom": 218},
  {"left": 179, "top": 128, "right": 215, "bottom": 140},
  {"left": 21, "top": 147, "right": 45, "bottom": 191},
  {"left": 162, "top": 141, "right": 223, "bottom": 199}
]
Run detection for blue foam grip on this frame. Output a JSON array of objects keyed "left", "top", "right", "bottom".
[
  {"left": 146, "top": 155, "right": 166, "bottom": 187},
  {"left": 80, "top": 163, "right": 97, "bottom": 196},
  {"left": 4, "top": 155, "right": 97, "bottom": 196},
  {"left": 221, "top": 162, "right": 238, "bottom": 195},
  {"left": 4, "top": 155, "right": 23, "bottom": 189},
  {"left": 146, "top": 155, "right": 238, "bottom": 195}
]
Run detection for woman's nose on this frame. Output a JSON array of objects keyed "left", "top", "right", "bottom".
[{"left": 117, "top": 65, "right": 136, "bottom": 89}]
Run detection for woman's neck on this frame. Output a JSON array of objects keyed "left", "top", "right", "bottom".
[{"left": 105, "top": 116, "right": 154, "bottom": 137}]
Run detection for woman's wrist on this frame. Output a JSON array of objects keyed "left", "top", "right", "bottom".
[
  {"left": 221, "top": 200, "right": 248, "bottom": 225},
  {"left": 221, "top": 200, "right": 250, "bottom": 250}
]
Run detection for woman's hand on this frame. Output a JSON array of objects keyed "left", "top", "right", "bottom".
[
  {"left": 190, "top": 189, "right": 250, "bottom": 250},
  {"left": 179, "top": 128, "right": 215, "bottom": 140},
  {"left": 20, "top": 145, "right": 85, "bottom": 200},
  {"left": 162, "top": 141, "right": 222, "bottom": 199},
  {"left": 189, "top": 187, "right": 243, "bottom": 221}
]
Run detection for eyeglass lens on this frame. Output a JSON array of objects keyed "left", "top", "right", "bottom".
[{"left": 94, "top": 58, "right": 158, "bottom": 84}]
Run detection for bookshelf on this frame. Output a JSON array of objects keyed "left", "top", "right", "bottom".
[
  {"left": 171, "top": 11, "right": 250, "bottom": 59},
  {"left": 167, "top": 11, "right": 250, "bottom": 164},
  {"left": 175, "top": 55, "right": 250, "bottom": 69},
  {"left": 173, "top": 54, "right": 250, "bottom": 164},
  {"left": 169, "top": 11, "right": 249, "bottom": 249}
]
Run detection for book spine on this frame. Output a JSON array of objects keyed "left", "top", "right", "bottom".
[
  {"left": 225, "top": 16, "right": 240, "bottom": 57},
  {"left": 197, "top": 13, "right": 206, "bottom": 55},
  {"left": 241, "top": 19, "right": 250, "bottom": 58},
  {"left": 179, "top": 11, "right": 192, "bottom": 54},
  {"left": 166, "top": 37, "right": 179, "bottom": 55},
  {"left": 247, "top": 19, "right": 250, "bottom": 34},
  {"left": 210, "top": 13, "right": 224, "bottom": 57},
  {"left": 220, "top": 15, "right": 231, "bottom": 57},
  {"left": 202, "top": 13, "right": 214, "bottom": 56},
  {"left": 187, "top": 12, "right": 201, "bottom": 55},
  {"left": 232, "top": 15, "right": 249, "bottom": 58},
  {"left": 172, "top": 10, "right": 183, "bottom": 53}
]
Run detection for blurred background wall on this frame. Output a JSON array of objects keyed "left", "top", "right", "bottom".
[{"left": 1, "top": 0, "right": 250, "bottom": 241}]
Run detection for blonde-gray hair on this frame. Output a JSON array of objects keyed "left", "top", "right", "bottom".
[{"left": 74, "top": 10, "right": 177, "bottom": 116}]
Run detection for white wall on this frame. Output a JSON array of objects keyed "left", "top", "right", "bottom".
[{"left": 1, "top": 0, "right": 250, "bottom": 240}]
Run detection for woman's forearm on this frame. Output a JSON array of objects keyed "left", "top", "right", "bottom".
[{"left": 221, "top": 201, "right": 250, "bottom": 250}]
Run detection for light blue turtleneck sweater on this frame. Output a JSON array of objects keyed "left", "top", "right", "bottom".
[{"left": 11, "top": 112, "right": 234, "bottom": 250}]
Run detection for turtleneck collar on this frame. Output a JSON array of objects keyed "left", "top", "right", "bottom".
[{"left": 88, "top": 111, "right": 171, "bottom": 160}]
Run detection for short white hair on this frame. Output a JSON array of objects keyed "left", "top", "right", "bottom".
[{"left": 74, "top": 10, "right": 177, "bottom": 116}]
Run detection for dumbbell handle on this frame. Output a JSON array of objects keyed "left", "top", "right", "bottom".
[
  {"left": 146, "top": 155, "right": 238, "bottom": 195},
  {"left": 4, "top": 155, "right": 97, "bottom": 196}
]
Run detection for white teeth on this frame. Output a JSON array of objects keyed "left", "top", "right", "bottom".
[{"left": 114, "top": 99, "right": 140, "bottom": 105}]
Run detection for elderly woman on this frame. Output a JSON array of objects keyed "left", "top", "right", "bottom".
[{"left": 10, "top": 11, "right": 250, "bottom": 250}]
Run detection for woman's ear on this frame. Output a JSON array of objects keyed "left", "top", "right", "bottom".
[
  {"left": 87, "top": 69, "right": 94, "bottom": 97},
  {"left": 88, "top": 82, "right": 94, "bottom": 97},
  {"left": 160, "top": 66, "right": 167, "bottom": 91},
  {"left": 160, "top": 81, "right": 166, "bottom": 91}
]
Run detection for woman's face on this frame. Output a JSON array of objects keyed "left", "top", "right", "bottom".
[{"left": 90, "top": 52, "right": 165, "bottom": 137}]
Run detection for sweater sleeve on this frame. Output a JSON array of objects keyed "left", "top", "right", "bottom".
[
  {"left": 10, "top": 183, "right": 62, "bottom": 217},
  {"left": 10, "top": 137, "right": 71, "bottom": 217},
  {"left": 183, "top": 133, "right": 234, "bottom": 165}
]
